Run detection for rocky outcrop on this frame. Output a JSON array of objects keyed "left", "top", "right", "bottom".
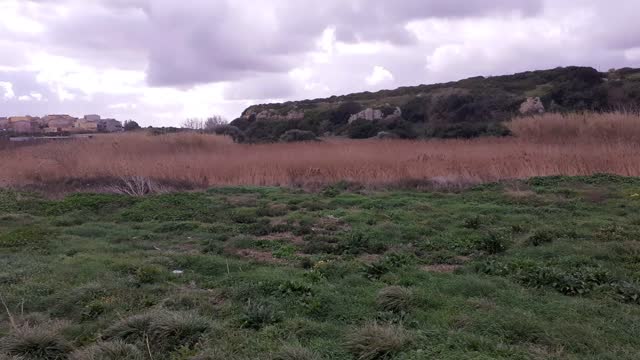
[
  {"left": 519, "top": 97, "right": 545, "bottom": 115},
  {"left": 243, "top": 109, "right": 305, "bottom": 121},
  {"left": 348, "top": 107, "right": 401, "bottom": 123}
]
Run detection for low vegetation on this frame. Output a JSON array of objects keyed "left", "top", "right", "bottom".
[
  {"left": 1, "top": 175, "right": 640, "bottom": 358},
  {"left": 234, "top": 66, "right": 640, "bottom": 141},
  {"left": 1, "top": 112, "right": 639, "bottom": 191}
]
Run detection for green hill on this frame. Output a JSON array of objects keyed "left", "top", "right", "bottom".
[{"left": 229, "top": 67, "right": 640, "bottom": 142}]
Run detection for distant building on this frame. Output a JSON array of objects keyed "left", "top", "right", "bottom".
[
  {"left": 0, "top": 117, "right": 8, "bottom": 130},
  {"left": 75, "top": 118, "right": 99, "bottom": 132},
  {"left": 8, "top": 116, "right": 37, "bottom": 123},
  {"left": 98, "top": 119, "right": 123, "bottom": 133},
  {"left": 9, "top": 118, "right": 42, "bottom": 134},
  {"left": 84, "top": 114, "right": 101, "bottom": 121},
  {"left": 43, "top": 114, "right": 78, "bottom": 133}
]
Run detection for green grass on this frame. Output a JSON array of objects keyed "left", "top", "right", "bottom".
[{"left": 1, "top": 175, "right": 640, "bottom": 359}]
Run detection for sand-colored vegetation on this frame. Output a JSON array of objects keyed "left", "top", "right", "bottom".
[{"left": 1, "top": 112, "right": 639, "bottom": 190}]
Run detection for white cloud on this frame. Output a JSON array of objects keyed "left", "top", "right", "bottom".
[
  {"left": 366, "top": 66, "right": 394, "bottom": 86},
  {"left": 30, "top": 92, "right": 43, "bottom": 101},
  {"left": 0, "top": 81, "right": 15, "bottom": 99}
]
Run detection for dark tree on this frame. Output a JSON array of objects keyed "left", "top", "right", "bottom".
[{"left": 123, "top": 120, "right": 141, "bottom": 131}]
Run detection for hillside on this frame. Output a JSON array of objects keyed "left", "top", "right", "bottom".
[{"left": 229, "top": 67, "right": 640, "bottom": 142}]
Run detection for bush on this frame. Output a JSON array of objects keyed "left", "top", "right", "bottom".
[
  {"left": 477, "top": 230, "right": 509, "bottom": 254},
  {"left": 273, "top": 346, "right": 321, "bottom": 360},
  {"left": 348, "top": 120, "right": 380, "bottom": 139},
  {"left": 364, "top": 253, "right": 415, "bottom": 280},
  {"left": 526, "top": 230, "right": 556, "bottom": 247},
  {"left": 69, "top": 341, "right": 143, "bottom": 360},
  {"left": 123, "top": 120, "right": 140, "bottom": 132},
  {"left": 214, "top": 125, "right": 245, "bottom": 143},
  {"left": 376, "top": 286, "right": 414, "bottom": 313},
  {"left": 331, "top": 102, "right": 363, "bottom": 125},
  {"left": 279, "top": 129, "right": 318, "bottom": 143},
  {"left": 240, "top": 301, "right": 280, "bottom": 330},
  {"left": 102, "top": 311, "right": 209, "bottom": 352},
  {"left": 344, "top": 323, "right": 410, "bottom": 360},
  {"left": 0, "top": 325, "right": 73, "bottom": 360}
]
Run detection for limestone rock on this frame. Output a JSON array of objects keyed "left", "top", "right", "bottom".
[
  {"left": 348, "top": 108, "right": 384, "bottom": 123},
  {"left": 519, "top": 97, "right": 545, "bottom": 115}
]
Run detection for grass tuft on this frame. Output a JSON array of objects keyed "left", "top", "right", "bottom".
[
  {"left": 0, "top": 325, "right": 73, "bottom": 360},
  {"left": 69, "top": 341, "right": 143, "bottom": 360},
  {"left": 375, "top": 286, "right": 414, "bottom": 313},
  {"left": 344, "top": 323, "right": 411, "bottom": 360},
  {"left": 102, "top": 311, "right": 209, "bottom": 352},
  {"left": 273, "top": 345, "right": 322, "bottom": 360}
]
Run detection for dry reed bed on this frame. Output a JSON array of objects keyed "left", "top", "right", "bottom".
[{"left": 1, "top": 112, "right": 639, "bottom": 189}]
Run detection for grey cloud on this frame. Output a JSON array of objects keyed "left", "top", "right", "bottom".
[
  {"left": 21, "top": 0, "right": 545, "bottom": 87},
  {"left": 223, "top": 74, "right": 297, "bottom": 101}
]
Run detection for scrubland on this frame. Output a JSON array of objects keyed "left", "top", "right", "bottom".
[{"left": 2, "top": 112, "right": 640, "bottom": 359}]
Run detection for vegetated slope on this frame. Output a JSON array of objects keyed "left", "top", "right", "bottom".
[
  {"left": 1, "top": 176, "right": 640, "bottom": 359},
  {"left": 230, "top": 66, "right": 640, "bottom": 142}
]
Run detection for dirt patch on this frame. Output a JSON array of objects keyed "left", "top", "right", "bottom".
[
  {"left": 357, "top": 254, "right": 383, "bottom": 264},
  {"left": 235, "top": 249, "right": 286, "bottom": 264},
  {"left": 313, "top": 215, "right": 350, "bottom": 233},
  {"left": 421, "top": 264, "right": 462, "bottom": 273}
]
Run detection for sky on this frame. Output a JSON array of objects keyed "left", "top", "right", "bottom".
[{"left": 0, "top": 0, "right": 639, "bottom": 126}]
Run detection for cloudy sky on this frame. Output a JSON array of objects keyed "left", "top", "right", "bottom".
[{"left": 1, "top": 0, "right": 639, "bottom": 126}]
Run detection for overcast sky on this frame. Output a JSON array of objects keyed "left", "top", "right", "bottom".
[{"left": 1, "top": 0, "right": 639, "bottom": 126}]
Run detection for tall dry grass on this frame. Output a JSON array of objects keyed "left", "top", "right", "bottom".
[
  {"left": 507, "top": 111, "right": 640, "bottom": 143},
  {"left": 1, "top": 112, "right": 639, "bottom": 190}
]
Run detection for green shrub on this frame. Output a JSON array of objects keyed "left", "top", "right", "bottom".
[
  {"left": 240, "top": 301, "right": 280, "bottom": 330},
  {"left": 476, "top": 230, "right": 509, "bottom": 254},
  {"left": 344, "top": 323, "right": 410, "bottom": 360},
  {"left": 0, "top": 325, "right": 73, "bottom": 360},
  {"left": 463, "top": 216, "right": 482, "bottom": 230},
  {"left": 341, "top": 232, "right": 387, "bottom": 255},
  {"left": 347, "top": 120, "right": 379, "bottom": 139},
  {"left": 364, "top": 253, "right": 415, "bottom": 280},
  {"left": 525, "top": 229, "right": 557, "bottom": 247},
  {"left": 375, "top": 286, "right": 414, "bottom": 313},
  {"left": 135, "top": 265, "right": 165, "bottom": 284},
  {"left": 230, "top": 208, "right": 259, "bottom": 224},
  {"left": 279, "top": 129, "right": 318, "bottom": 142},
  {"left": 69, "top": 341, "right": 143, "bottom": 360},
  {"left": 214, "top": 125, "right": 245, "bottom": 143}
]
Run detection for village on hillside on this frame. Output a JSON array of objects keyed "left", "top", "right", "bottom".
[{"left": 0, "top": 114, "right": 123, "bottom": 135}]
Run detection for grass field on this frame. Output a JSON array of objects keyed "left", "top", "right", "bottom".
[
  {"left": 2, "top": 174, "right": 640, "bottom": 359},
  {"left": 1, "top": 113, "right": 639, "bottom": 191}
]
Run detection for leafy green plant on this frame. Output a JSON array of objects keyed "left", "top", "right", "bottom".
[
  {"left": 525, "top": 229, "right": 557, "bottom": 247},
  {"left": 240, "top": 301, "right": 280, "bottom": 330},
  {"left": 477, "top": 229, "right": 509, "bottom": 254}
]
